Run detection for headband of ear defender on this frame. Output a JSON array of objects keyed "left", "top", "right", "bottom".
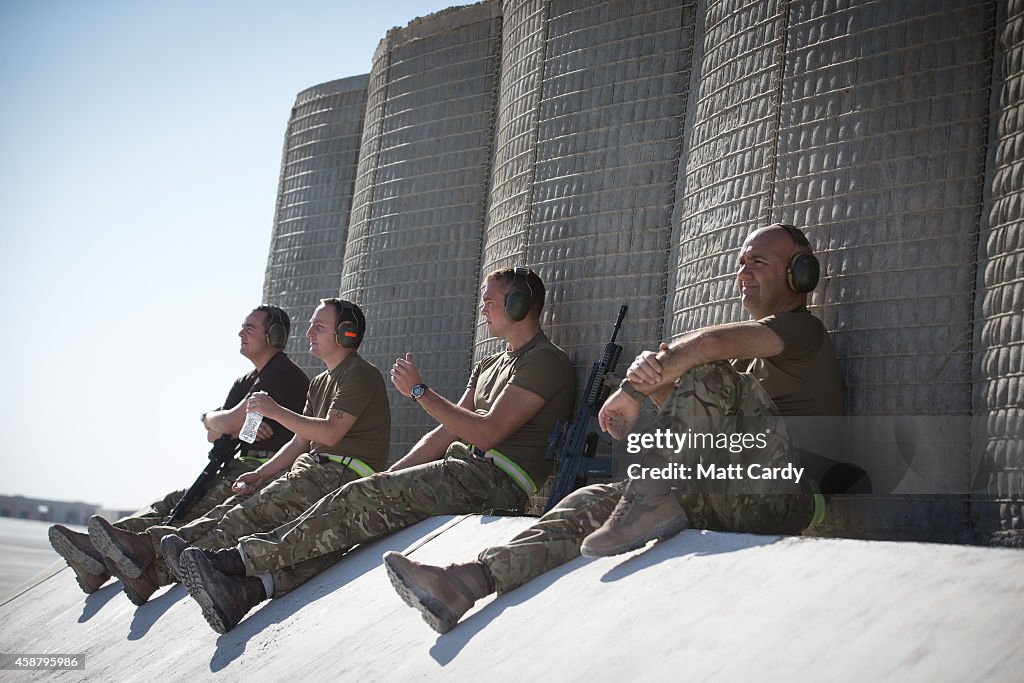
[
  {"left": 333, "top": 300, "right": 364, "bottom": 349},
  {"left": 264, "top": 306, "right": 289, "bottom": 349},
  {"left": 504, "top": 267, "right": 534, "bottom": 322},
  {"left": 776, "top": 224, "right": 821, "bottom": 294}
]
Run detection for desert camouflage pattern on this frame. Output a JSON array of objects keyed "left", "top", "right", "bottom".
[
  {"left": 480, "top": 362, "right": 814, "bottom": 593},
  {"left": 113, "top": 458, "right": 261, "bottom": 534},
  {"left": 239, "top": 443, "right": 527, "bottom": 597},
  {"left": 142, "top": 454, "right": 360, "bottom": 586}
]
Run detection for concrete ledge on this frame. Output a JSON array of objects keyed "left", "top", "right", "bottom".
[{"left": 1, "top": 515, "right": 1022, "bottom": 681}]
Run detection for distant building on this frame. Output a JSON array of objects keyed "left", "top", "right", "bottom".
[{"left": 0, "top": 495, "right": 107, "bottom": 526}]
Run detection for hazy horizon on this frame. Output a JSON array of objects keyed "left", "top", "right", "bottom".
[{"left": 0, "top": 0, "right": 453, "bottom": 510}]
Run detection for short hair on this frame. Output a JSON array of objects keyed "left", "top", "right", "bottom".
[
  {"left": 252, "top": 304, "right": 290, "bottom": 338},
  {"left": 487, "top": 267, "right": 546, "bottom": 319},
  {"left": 320, "top": 297, "right": 366, "bottom": 349}
]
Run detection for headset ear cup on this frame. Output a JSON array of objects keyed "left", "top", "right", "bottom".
[
  {"left": 336, "top": 321, "right": 360, "bottom": 348},
  {"left": 266, "top": 322, "right": 287, "bottom": 349},
  {"left": 504, "top": 290, "right": 530, "bottom": 322},
  {"left": 787, "top": 253, "right": 821, "bottom": 293}
]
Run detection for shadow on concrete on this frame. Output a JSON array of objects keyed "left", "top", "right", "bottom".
[
  {"left": 78, "top": 580, "right": 122, "bottom": 622},
  {"left": 428, "top": 554, "right": 589, "bottom": 665},
  {"left": 208, "top": 516, "right": 456, "bottom": 673},
  {"left": 427, "top": 530, "right": 786, "bottom": 665},
  {"left": 600, "top": 530, "right": 784, "bottom": 584},
  {"left": 127, "top": 584, "right": 190, "bottom": 640}
]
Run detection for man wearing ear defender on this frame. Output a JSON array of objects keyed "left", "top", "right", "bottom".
[
  {"left": 383, "top": 224, "right": 844, "bottom": 634},
  {"left": 47, "top": 305, "right": 309, "bottom": 598},
  {"left": 84, "top": 298, "right": 390, "bottom": 605},
  {"left": 173, "top": 267, "right": 574, "bottom": 634}
]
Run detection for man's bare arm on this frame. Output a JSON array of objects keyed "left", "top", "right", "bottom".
[
  {"left": 203, "top": 399, "right": 248, "bottom": 439},
  {"left": 247, "top": 392, "right": 358, "bottom": 449},
  {"left": 629, "top": 321, "right": 784, "bottom": 403},
  {"left": 388, "top": 388, "right": 475, "bottom": 471},
  {"left": 232, "top": 434, "right": 312, "bottom": 493},
  {"left": 414, "top": 383, "right": 546, "bottom": 451}
]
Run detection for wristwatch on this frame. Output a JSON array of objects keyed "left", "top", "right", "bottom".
[
  {"left": 410, "top": 383, "right": 428, "bottom": 402},
  {"left": 619, "top": 378, "right": 647, "bottom": 403}
]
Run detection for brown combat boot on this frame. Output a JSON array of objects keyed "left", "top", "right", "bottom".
[
  {"left": 580, "top": 486, "right": 689, "bottom": 558},
  {"left": 48, "top": 524, "right": 111, "bottom": 594},
  {"left": 383, "top": 551, "right": 494, "bottom": 634},
  {"left": 87, "top": 515, "right": 155, "bottom": 579},
  {"left": 102, "top": 557, "right": 160, "bottom": 606},
  {"left": 179, "top": 547, "right": 266, "bottom": 634},
  {"left": 159, "top": 533, "right": 190, "bottom": 582}
]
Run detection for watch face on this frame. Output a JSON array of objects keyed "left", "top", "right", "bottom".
[{"left": 411, "top": 384, "right": 426, "bottom": 400}]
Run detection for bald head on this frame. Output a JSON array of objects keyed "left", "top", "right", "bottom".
[{"left": 736, "top": 224, "right": 815, "bottom": 318}]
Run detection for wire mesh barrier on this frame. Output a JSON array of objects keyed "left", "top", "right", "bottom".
[
  {"left": 973, "top": 0, "right": 1024, "bottom": 541},
  {"left": 263, "top": 0, "right": 1022, "bottom": 542},
  {"left": 262, "top": 75, "right": 370, "bottom": 374},
  {"left": 340, "top": 3, "right": 504, "bottom": 465}
]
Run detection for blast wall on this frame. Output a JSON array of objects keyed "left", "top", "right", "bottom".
[
  {"left": 265, "top": 0, "right": 1022, "bottom": 542},
  {"left": 479, "top": 0, "right": 694, "bottom": 373},
  {"left": 974, "top": 0, "right": 1024, "bottom": 542},
  {"left": 262, "top": 75, "right": 370, "bottom": 373},
  {"left": 339, "top": 3, "right": 503, "bottom": 462}
]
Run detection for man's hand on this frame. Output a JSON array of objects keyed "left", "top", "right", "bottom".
[
  {"left": 255, "top": 421, "right": 274, "bottom": 441},
  {"left": 231, "top": 470, "right": 266, "bottom": 495},
  {"left": 390, "top": 353, "right": 423, "bottom": 397},
  {"left": 247, "top": 391, "right": 283, "bottom": 420},
  {"left": 598, "top": 389, "right": 642, "bottom": 440},
  {"left": 627, "top": 342, "right": 671, "bottom": 386}
]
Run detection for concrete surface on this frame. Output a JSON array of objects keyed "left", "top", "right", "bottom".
[
  {"left": 0, "top": 518, "right": 76, "bottom": 598},
  {"left": 1, "top": 514, "right": 1022, "bottom": 681}
]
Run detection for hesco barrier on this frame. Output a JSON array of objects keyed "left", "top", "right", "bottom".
[
  {"left": 339, "top": 3, "right": 504, "bottom": 463},
  {"left": 262, "top": 75, "right": 370, "bottom": 374},
  {"left": 975, "top": 0, "right": 1024, "bottom": 544},
  {"left": 264, "top": 0, "right": 1022, "bottom": 544}
]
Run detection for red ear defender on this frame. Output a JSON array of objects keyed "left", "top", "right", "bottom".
[{"left": 333, "top": 300, "right": 364, "bottom": 349}]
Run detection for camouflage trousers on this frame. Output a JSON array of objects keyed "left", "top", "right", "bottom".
[
  {"left": 480, "top": 362, "right": 814, "bottom": 593},
  {"left": 238, "top": 443, "right": 528, "bottom": 598},
  {"left": 113, "top": 457, "right": 261, "bottom": 534},
  {"left": 142, "top": 453, "right": 360, "bottom": 586}
]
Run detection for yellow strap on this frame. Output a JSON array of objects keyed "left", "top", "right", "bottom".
[
  {"left": 806, "top": 478, "right": 827, "bottom": 527},
  {"left": 320, "top": 455, "right": 375, "bottom": 478},
  {"left": 473, "top": 447, "right": 537, "bottom": 495}
]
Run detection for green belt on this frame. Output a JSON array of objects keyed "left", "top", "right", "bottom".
[
  {"left": 316, "top": 454, "right": 375, "bottom": 478},
  {"left": 471, "top": 446, "right": 537, "bottom": 495},
  {"left": 806, "top": 478, "right": 827, "bottom": 527},
  {"left": 239, "top": 450, "right": 273, "bottom": 464}
]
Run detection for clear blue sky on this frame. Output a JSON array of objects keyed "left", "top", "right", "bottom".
[{"left": 0, "top": 0, "right": 451, "bottom": 510}]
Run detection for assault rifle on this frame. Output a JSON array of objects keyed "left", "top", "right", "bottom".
[
  {"left": 163, "top": 435, "right": 240, "bottom": 524},
  {"left": 544, "top": 304, "right": 628, "bottom": 512}
]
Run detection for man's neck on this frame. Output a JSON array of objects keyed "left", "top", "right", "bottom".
[
  {"left": 504, "top": 321, "right": 542, "bottom": 353},
  {"left": 322, "top": 347, "right": 355, "bottom": 372},
  {"left": 250, "top": 349, "right": 280, "bottom": 372}
]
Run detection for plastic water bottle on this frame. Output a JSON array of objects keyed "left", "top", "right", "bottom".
[{"left": 239, "top": 411, "right": 263, "bottom": 443}]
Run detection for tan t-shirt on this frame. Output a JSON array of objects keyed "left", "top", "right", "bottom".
[
  {"left": 467, "top": 331, "right": 574, "bottom": 484},
  {"left": 734, "top": 307, "right": 843, "bottom": 457},
  {"left": 305, "top": 352, "right": 391, "bottom": 472}
]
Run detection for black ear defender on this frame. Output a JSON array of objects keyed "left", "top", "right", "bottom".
[
  {"left": 776, "top": 224, "right": 821, "bottom": 293},
  {"left": 333, "top": 300, "right": 365, "bottom": 349},
  {"left": 263, "top": 305, "right": 289, "bottom": 349},
  {"left": 504, "top": 267, "right": 534, "bottom": 322}
]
